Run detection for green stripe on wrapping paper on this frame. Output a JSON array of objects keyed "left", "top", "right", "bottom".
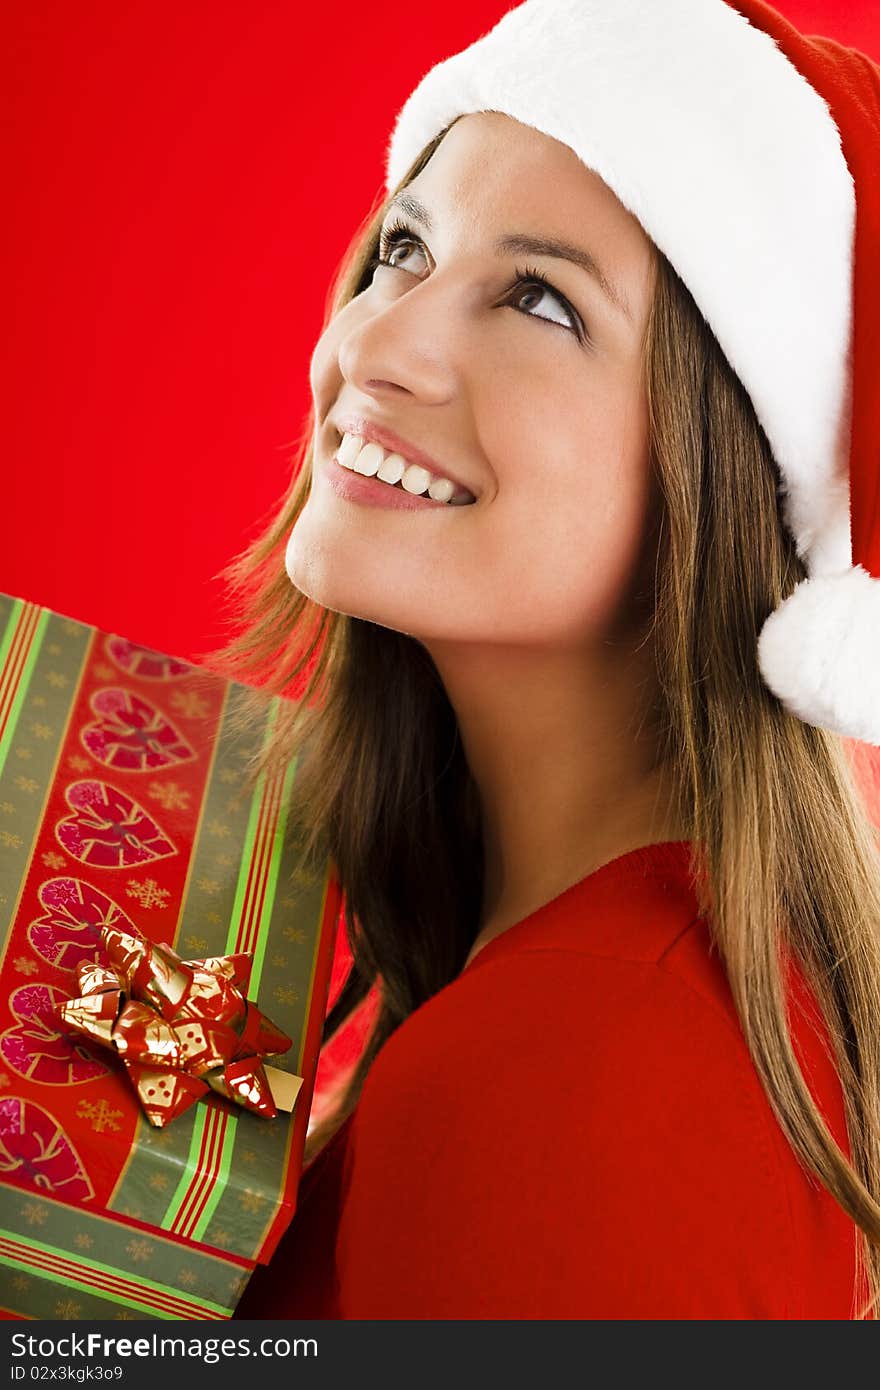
[
  {"left": 160, "top": 1106, "right": 238, "bottom": 1238},
  {"left": 159, "top": 1105, "right": 211, "bottom": 1233},
  {"left": 0, "top": 602, "right": 50, "bottom": 779},
  {"left": 0, "top": 598, "right": 25, "bottom": 693},
  {"left": 0, "top": 1229, "right": 232, "bottom": 1319},
  {"left": 190, "top": 1110, "right": 238, "bottom": 1241},
  {"left": 0, "top": 1186, "right": 248, "bottom": 1319},
  {"left": 226, "top": 758, "right": 300, "bottom": 993},
  {"left": 0, "top": 1234, "right": 232, "bottom": 1317},
  {"left": 224, "top": 696, "right": 300, "bottom": 991}
]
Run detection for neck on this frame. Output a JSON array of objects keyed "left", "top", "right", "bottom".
[{"left": 423, "top": 634, "right": 688, "bottom": 968}]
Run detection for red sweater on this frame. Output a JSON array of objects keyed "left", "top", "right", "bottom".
[{"left": 236, "top": 840, "right": 860, "bottom": 1319}]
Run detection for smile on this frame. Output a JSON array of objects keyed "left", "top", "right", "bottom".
[{"left": 334, "top": 432, "right": 476, "bottom": 506}]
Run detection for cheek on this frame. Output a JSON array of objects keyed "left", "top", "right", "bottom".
[
  {"left": 466, "top": 426, "right": 653, "bottom": 640},
  {"left": 476, "top": 499, "right": 649, "bottom": 642}
]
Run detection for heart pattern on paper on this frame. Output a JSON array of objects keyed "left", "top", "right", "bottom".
[
  {"left": 0, "top": 984, "right": 107, "bottom": 1086},
  {"left": 105, "top": 636, "right": 193, "bottom": 681},
  {"left": 56, "top": 780, "right": 177, "bottom": 869},
  {"left": 29, "top": 877, "right": 138, "bottom": 974},
  {"left": 0, "top": 1095, "right": 95, "bottom": 1200},
  {"left": 81, "top": 687, "right": 195, "bottom": 772}
]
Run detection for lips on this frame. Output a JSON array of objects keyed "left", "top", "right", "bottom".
[
  {"left": 326, "top": 456, "right": 454, "bottom": 512},
  {"left": 331, "top": 414, "right": 478, "bottom": 501}
]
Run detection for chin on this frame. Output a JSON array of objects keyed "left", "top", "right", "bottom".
[{"left": 284, "top": 523, "right": 328, "bottom": 605}]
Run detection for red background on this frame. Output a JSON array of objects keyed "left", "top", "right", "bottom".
[
  {"left": 3, "top": 3, "right": 879, "bottom": 1117},
  {"left": 2, "top": 0, "right": 878, "bottom": 664}
]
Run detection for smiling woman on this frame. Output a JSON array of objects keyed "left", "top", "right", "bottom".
[{"left": 207, "top": 0, "right": 880, "bottom": 1321}]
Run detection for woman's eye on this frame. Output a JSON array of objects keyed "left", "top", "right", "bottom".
[
  {"left": 508, "top": 276, "right": 580, "bottom": 336},
  {"left": 372, "top": 227, "right": 585, "bottom": 342},
  {"left": 375, "top": 229, "right": 428, "bottom": 275}
]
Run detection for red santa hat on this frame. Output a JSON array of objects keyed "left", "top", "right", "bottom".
[{"left": 384, "top": 0, "right": 880, "bottom": 747}]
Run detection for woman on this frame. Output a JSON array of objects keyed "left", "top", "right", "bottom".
[{"left": 225, "top": 0, "right": 880, "bottom": 1318}]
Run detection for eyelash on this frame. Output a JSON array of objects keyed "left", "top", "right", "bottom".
[{"left": 368, "top": 217, "right": 587, "bottom": 344}]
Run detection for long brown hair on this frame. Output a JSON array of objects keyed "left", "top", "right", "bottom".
[{"left": 200, "top": 121, "right": 880, "bottom": 1319}]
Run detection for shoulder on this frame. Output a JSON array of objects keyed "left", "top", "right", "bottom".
[
  {"left": 358, "top": 935, "right": 827, "bottom": 1317},
  {"left": 380, "top": 919, "right": 756, "bottom": 1100}
]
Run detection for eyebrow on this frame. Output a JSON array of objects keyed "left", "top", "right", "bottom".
[{"left": 385, "top": 191, "right": 633, "bottom": 324}]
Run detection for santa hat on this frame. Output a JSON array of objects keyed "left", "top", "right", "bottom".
[{"left": 384, "top": 0, "right": 880, "bottom": 747}]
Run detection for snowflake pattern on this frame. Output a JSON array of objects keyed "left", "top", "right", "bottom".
[
  {"left": 13, "top": 956, "right": 38, "bottom": 976},
  {"left": 29, "top": 722, "right": 53, "bottom": 740},
  {"left": 0, "top": 830, "right": 23, "bottom": 849},
  {"left": 14, "top": 776, "right": 39, "bottom": 793},
  {"left": 46, "top": 671, "right": 69, "bottom": 689},
  {"left": 147, "top": 781, "right": 191, "bottom": 812},
  {"left": 184, "top": 935, "right": 209, "bottom": 953},
  {"left": 125, "top": 876, "right": 171, "bottom": 910},
  {"left": 14, "top": 747, "right": 32, "bottom": 760},
  {"left": 215, "top": 852, "right": 234, "bottom": 868},
  {"left": 0, "top": 801, "right": 14, "bottom": 814},
  {"left": 239, "top": 1190, "right": 265, "bottom": 1214},
  {"left": 41, "top": 849, "right": 67, "bottom": 869},
  {"left": 270, "top": 953, "right": 287, "bottom": 970},
  {"left": 125, "top": 1238, "right": 153, "bottom": 1263},
  {"left": 74, "top": 1233, "right": 94, "bottom": 1250},
  {"left": 32, "top": 695, "right": 48, "bottom": 707},
  {"left": 282, "top": 926, "right": 307, "bottom": 945},
  {"left": 274, "top": 985, "right": 299, "bottom": 1006},
  {"left": 218, "top": 768, "right": 240, "bottom": 784},
  {"left": 21, "top": 1202, "right": 47, "bottom": 1226},
  {"left": 55, "top": 1298, "right": 82, "bottom": 1319},
  {"left": 67, "top": 754, "right": 91, "bottom": 772},
  {"left": 205, "top": 911, "right": 221, "bottom": 925},
  {"left": 168, "top": 690, "right": 209, "bottom": 720},
  {"left": 177, "top": 1269, "right": 198, "bottom": 1289},
  {"left": 241, "top": 1150, "right": 258, "bottom": 1165},
  {"left": 12, "top": 1275, "right": 30, "bottom": 1292},
  {"left": 148, "top": 1172, "right": 170, "bottom": 1192},
  {"left": 207, "top": 819, "right": 230, "bottom": 839},
  {"left": 76, "top": 1098, "right": 124, "bottom": 1133},
  {"left": 196, "top": 877, "right": 220, "bottom": 896},
  {"left": 93, "top": 664, "right": 116, "bottom": 680}
]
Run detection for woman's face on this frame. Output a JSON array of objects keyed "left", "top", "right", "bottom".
[{"left": 287, "top": 111, "right": 659, "bottom": 649}]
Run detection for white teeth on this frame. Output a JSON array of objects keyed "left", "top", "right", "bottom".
[
  {"left": 427, "top": 477, "right": 455, "bottom": 503},
  {"left": 334, "top": 432, "right": 474, "bottom": 505},
  {"left": 336, "top": 432, "right": 363, "bottom": 469},
  {"left": 352, "top": 442, "right": 384, "bottom": 477},
  {"left": 401, "top": 464, "right": 432, "bottom": 495},
  {"left": 376, "top": 452, "right": 407, "bottom": 485}
]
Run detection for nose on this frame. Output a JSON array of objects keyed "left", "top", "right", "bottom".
[{"left": 337, "top": 273, "right": 460, "bottom": 406}]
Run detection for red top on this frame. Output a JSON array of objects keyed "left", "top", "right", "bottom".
[{"left": 236, "top": 840, "right": 860, "bottom": 1320}]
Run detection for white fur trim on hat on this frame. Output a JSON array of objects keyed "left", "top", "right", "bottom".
[{"left": 757, "top": 567, "right": 880, "bottom": 743}]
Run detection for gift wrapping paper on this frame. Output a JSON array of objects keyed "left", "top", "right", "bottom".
[{"left": 0, "top": 593, "right": 341, "bottom": 1318}]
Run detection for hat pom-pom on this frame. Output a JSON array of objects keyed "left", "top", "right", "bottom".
[{"left": 757, "top": 566, "right": 880, "bottom": 746}]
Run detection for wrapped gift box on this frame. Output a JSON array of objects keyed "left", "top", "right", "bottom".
[{"left": 0, "top": 592, "right": 341, "bottom": 1319}]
